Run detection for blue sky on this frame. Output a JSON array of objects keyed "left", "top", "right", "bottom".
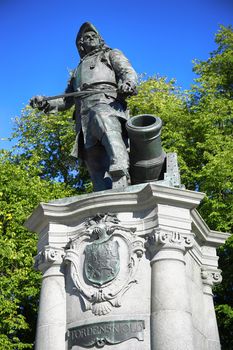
[{"left": 0, "top": 0, "right": 232, "bottom": 149}]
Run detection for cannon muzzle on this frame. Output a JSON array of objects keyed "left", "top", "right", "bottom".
[{"left": 126, "top": 114, "right": 166, "bottom": 185}]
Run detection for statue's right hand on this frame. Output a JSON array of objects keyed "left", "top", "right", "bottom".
[{"left": 30, "top": 95, "right": 49, "bottom": 110}]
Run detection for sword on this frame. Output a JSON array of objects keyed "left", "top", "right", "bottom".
[
  {"left": 31, "top": 85, "right": 137, "bottom": 108},
  {"left": 44, "top": 88, "right": 118, "bottom": 101}
]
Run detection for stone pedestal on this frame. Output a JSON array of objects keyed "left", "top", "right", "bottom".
[{"left": 25, "top": 183, "right": 230, "bottom": 350}]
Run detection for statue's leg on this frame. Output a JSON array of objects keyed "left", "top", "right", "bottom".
[
  {"left": 86, "top": 104, "right": 130, "bottom": 189},
  {"left": 101, "top": 131, "right": 129, "bottom": 189},
  {"left": 83, "top": 144, "right": 111, "bottom": 192}
]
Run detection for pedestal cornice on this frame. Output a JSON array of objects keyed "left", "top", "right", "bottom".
[
  {"left": 25, "top": 183, "right": 205, "bottom": 233},
  {"left": 191, "top": 209, "right": 230, "bottom": 247}
]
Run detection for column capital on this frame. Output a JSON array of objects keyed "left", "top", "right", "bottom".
[
  {"left": 146, "top": 230, "right": 194, "bottom": 262},
  {"left": 201, "top": 268, "right": 222, "bottom": 295},
  {"left": 35, "top": 245, "right": 65, "bottom": 274}
]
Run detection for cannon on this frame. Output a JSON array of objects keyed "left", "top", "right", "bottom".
[{"left": 126, "top": 114, "right": 166, "bottom": 185}]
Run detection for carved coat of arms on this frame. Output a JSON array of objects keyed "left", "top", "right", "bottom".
[
  {"left": 64, "top": 213, "right": 145, "bottom": 316},
  {"left": 84, "top": 236, "right": 120, "bottom": 286}
]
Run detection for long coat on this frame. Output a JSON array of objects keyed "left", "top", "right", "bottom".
[{"left": 48, "top": 47, "right": 137, "bottom": 159}]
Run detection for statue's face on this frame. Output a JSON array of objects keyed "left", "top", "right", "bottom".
[{"left": 82, "top": 31, "right": 101, "bottom": 53}]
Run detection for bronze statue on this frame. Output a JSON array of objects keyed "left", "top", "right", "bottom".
[{"left": 31, "top": 22, "right": 138, "bottom": 191}]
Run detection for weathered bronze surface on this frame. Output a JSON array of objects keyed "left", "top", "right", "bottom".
[
  {"left": 126, "top": 114, "right": 166, "bottom": 184},
  {"left": 67, "top": 320, "right": 145, "bottom": 348},
  {"left": 30, "top": 22, "right": 137, "bottom": 191},
  {"left": 84, "top": 227, "right": 120, "bottom": 286}
]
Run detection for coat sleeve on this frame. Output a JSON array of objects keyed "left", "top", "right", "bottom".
[
  {"left": 109, "top": 49, "right": 138, "bottom": 88},
  {"left": 45, "top": 75, "right": 76, "bottom": 113}
]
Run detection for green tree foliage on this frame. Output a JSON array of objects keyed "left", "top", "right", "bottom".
[
  {"left": 189, "top": 25, "right": 233, "bottom": 233},
  {"left": 0, "top": 158, "right": 75, "bottom": 349},
  {"left": 1, "top": 24, "right": 232, "bottom": 349},
  {"left": 189, "top": 25, "right": 233, "bottom": 349},
  {"left": 10, "top": 107, "right": 89, "bottom": 190}
]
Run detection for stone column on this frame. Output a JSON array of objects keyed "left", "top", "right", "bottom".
[
  {"left": 34, "top": 246, "right": 66, "bottom": 350},
  {"left": 201, "top": 268, "right": 222, "bottom": 350},
  {"left": 147, "top": 230, "right": 194, "bottom": 350}
]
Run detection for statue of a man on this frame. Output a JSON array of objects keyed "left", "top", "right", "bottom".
[{"left": 31, "top": 22, "right": 137, "bottom": 191}]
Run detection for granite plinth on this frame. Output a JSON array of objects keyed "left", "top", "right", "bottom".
[{"left": 25, "top": 183, "right": 229, "bottom": 350}]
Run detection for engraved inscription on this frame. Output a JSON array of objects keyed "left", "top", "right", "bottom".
[{"left": 68, "top": 320, "right": 145, "bottom": 348}]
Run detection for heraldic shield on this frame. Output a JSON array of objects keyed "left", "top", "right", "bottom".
[
  {"left": 84, "top": 238, "right": 120, "bottom": 286},
  {"left": 64, "top": 213, "right": 145, "bottom": 315}
]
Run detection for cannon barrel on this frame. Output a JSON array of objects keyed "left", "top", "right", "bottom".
[{"left": 126, "top": 114, "right": 166, "bottom": 185}]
